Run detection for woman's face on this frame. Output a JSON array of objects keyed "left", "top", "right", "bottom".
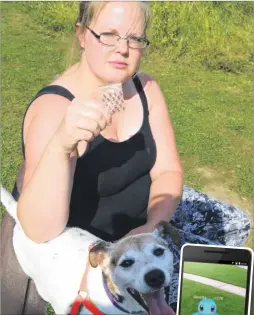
[{"left": 82, "top": 2, "right": 146, "bottom": 84}]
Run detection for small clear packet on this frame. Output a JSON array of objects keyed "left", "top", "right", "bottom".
[{"left": 99, "top": 83, "right": 125, "bottom": 116}]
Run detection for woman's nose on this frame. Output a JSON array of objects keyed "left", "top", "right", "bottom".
[{"left": 115, "top": 38, "right": 129, "bottom": 54}]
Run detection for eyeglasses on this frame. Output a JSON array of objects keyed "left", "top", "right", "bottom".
[{"left": 86, "top": 26, "right": 150, "bottom": 49}]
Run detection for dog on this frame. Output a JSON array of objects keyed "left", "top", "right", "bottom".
[{"left": 1, "top": 185, "right": 180, "bottom": 315}]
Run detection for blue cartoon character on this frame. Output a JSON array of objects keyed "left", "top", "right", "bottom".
[{"left": 192, "top": 298, "right": 220, "bottom": 315}]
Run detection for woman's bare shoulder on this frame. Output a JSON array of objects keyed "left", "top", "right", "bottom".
[
  {"left": 23, "top": 93, "right": 71, "bottom": 147},
  {"left": 135, "top": 72, "right": 162, "bottom": 111},
  {"left": 135, "top": 72, "right": 154, "bottom": 91},
  {"left": 27, "top": 91, "right": 72, "bottom": 122}
]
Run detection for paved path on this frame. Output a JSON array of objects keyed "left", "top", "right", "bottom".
[
  {"left": 236, "top": 265, "right": 248, "bottom": 270},
  {"left": 184, "top": 273, "right": 246, "bottom": 297}
]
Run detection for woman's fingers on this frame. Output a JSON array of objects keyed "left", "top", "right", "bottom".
[
  {"left": 79, "top": 107, "right": 108, "bottom": 131},
  {"left": 56, "top": 98, "right": 114, "bottom": 155}
]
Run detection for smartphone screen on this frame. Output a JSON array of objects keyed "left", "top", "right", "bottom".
[{"left": 177, "top": 244, "right": 253, "bottom": 315}]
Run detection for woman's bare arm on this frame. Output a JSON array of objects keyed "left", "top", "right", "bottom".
[
  {"left": 17, "top": 90, "right": 109, "bottom": 243},
  {"left": 17, "top": 94, "right": 78, "bottom": 243},
  {"left": 144, "top": 75, "right": 183, "bottom": 227}
]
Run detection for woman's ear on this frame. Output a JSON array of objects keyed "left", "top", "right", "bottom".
[
  {"left": 75, "top": 22, "right": 85, "bottom": 49},
  {"left": 75, "top": 22, "right": 81, "bottom": 34}
]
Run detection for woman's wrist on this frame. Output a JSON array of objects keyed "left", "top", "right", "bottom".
[
  {"left": 144, "top": 220, "right": 158, "bottom": 232},
  {"left": 147, "top": 199, "right": 179, "bottom": 227},
  {"left": 49, "top": 131, "right": 77, "bottom": 159}
]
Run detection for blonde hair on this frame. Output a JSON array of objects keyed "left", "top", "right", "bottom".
[{"left": 68, "top": 1, "right": 151, "bottom": 65}]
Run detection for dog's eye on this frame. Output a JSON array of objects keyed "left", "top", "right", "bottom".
[
  {"left": 119, "top": 259, "right": 134, "bottom": 268},
  {"left": 153, "top": 248, "right": 165, "bottom": 256}
]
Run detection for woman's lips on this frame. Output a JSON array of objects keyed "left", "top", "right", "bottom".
[{"left": 109, "top": 61, "right": 127, "bottom": 69}]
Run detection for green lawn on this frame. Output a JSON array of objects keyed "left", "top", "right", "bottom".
[
  {"left": 141, "top": 55, "right": 252, "bottom": 198},
  {"left": 2, "top": 3, "right": 252, "bottom": 202},
  {"left": 179, "top": 278, "right": 246, "bottom": 315},
  {"left": 184, "top": 262, "right": 248, "bottom": 288},
  {"left": 1, "top": 3, "right": 73, "bottom": 204},
  {"left": 1, "top": 3, "right": 252, "bottom": 315}
]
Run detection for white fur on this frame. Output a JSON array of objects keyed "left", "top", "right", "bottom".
[{"left": 1, "top": 185, "right": 173, "bottom": 314}]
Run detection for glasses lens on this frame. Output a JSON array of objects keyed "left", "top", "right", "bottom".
[
  {"left": 129, "top": 38, "right": 147, "bottom": 49},
  {"left": 100, "top": 33, "right": 119, "bottom": 46},
  {"left": 100, "top": 33, "right": 148, "bottom": 49}
]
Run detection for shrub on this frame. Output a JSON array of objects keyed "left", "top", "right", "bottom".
[
  {"left": 148, "top": 2, "right": 253, "bottom": 72},
  {"left": 20, "top": 1, "right": 253, "bottom": 73}
]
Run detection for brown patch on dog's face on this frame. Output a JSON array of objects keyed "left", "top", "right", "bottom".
[
  {"left": 110, "top": 234, "right": 164, "bottom": 267},
  {"left": 88, "top": 241, "right": 123, "bottom": 296},
  {"left": 87, "top": 222, "right": 178, "bottom": 297},
  {"left": 88, "top": 240, "right": 112, "bottom": 268},
  {"left": 108, "top": 230, "right": 175, "bottom": 294},
  {"left": 106, "top": 235, "right": 164, "bottom": 295}
]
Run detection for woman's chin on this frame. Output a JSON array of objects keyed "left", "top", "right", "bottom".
[{"left": 103, "top": 70, "right": 135, "bottom": 84}]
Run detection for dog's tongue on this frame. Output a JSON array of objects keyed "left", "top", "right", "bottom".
[{"left": 142, "top": 289, "right": 176, "bottom": 315}]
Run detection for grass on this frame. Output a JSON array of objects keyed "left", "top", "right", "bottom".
[
  {"left": 1, "top": 3, "right": 252, "bottom": 200},
  {"left": 148, "top": 2, "right": 253, "bottom": 74},
  {"left": 184, "top": 262, "right": 248, "bottom": 288},
  {"left": 1, "top": 3, "right": 253, "bottom": 314},
  {"left": 141, "top": 54, "right": 252, "bottom": 198},
  {"left": 1, "top": 3, "right": 73, "bottom": 205},
  {"left": 179, "top": 278, "right": 246, "bottom": 315}
]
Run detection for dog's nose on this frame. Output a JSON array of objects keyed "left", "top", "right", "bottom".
[{"left": 144, "top": 269, "right": 165, "bottom": 288}]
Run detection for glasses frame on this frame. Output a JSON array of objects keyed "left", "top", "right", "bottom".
[{"left": 86, "top": 26, "right": 150, "bottom": 49}]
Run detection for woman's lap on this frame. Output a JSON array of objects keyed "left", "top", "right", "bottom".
[{"left": 166, "top": 185, "right": 251, "bottom": 309}]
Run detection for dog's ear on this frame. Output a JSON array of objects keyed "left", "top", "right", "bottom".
[
  {"left": 153, "top": 221, "right": 181, "bottom": 246},
  {"left": 88, "top": 240, "right": 112, "bottom": 268}
]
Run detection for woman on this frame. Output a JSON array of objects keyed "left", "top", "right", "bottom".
[
  {"left": 14, "top": 1, "right": 250, "bottom": 311},
  {"left": 17, "top": 1, "right": 183, "bottom": 244}
]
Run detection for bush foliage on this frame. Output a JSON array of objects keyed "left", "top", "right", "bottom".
[
  {"left": 21, "top": 1, "right": 253, "bottom": 73},
  {"left": 149, "top": 2, "right": 253, "bottom": 72}
]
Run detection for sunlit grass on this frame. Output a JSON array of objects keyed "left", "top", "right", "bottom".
[{"left": 1, "top": 3, "right": 253, "bottom": 314}]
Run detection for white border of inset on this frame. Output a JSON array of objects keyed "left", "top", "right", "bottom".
[{"left": 176, "top": 243, "right": 254, "bottom": 315}]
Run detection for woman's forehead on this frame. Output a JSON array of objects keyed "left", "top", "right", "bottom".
[{"left": 92, "top": 2, "right": 145, "bottom": 34}]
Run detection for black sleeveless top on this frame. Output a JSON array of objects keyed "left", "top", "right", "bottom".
[{"left": 15, "top": 75, "right": 157, "bottom": 241}]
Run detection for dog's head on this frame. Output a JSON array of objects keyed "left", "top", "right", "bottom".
[{"left": 89, "top": 221, "right": 180, "bottom": 295}]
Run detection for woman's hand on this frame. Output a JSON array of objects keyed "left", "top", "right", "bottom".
[
  {"left": 124, "top": 222, "right": 156, "bottom": 237},
  {"left": 56, "top": 98, "right": 111, "bottom": 156}
]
